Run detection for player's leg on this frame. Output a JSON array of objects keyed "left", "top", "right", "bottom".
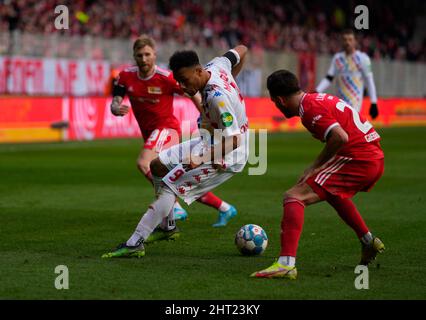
[
  {"left": 102, "top": 161, "right": 177, "bottom": 258},
  {"left": 197, "top": 192, "right": 237, "bottom": 227},
  {"left": 313, "top": 158, "right": 385, "bottom": 265},
  {"left": 251, "top": 182, "right": 322, "bottom": 279},
  {"left": 136, "top": 146, "right": 157, "bottom": 184},
  {"left": 326, "top": 194, "right": 384, "bottom": 265},
  {"left": 138, "top": 129, "right": 188, "bottom": 222}
]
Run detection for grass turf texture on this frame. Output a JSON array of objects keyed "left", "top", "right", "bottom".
[{"left": 0, "top": 126, "right": 425, "bottom": 300}]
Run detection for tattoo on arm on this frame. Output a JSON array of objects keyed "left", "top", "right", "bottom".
[{"left": 111, "top": 96, "right": 123, "bottom": 115}]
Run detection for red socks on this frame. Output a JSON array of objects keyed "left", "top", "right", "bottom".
[
  {"left": 197, "top": 192, "right": 223, "bottom": 210},
  {"left": 326, "top": 195, "right": 369, "bottom": 238},
  {"left": 279, "top": 193, "right": 370, "bottom": 258},
  {"left": 280, "top": 198, "right": 305, "bottom": 257}
]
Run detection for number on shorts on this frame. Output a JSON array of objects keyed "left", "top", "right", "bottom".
[{"left": 146, "top": 129, "right": 160, "bottom": 143}]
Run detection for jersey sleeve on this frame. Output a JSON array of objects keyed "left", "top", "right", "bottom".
[
  {"left": 360, "top": 53, "right": 373, "bottom": 77},
  {"left": 113, "top": 71, "right": 127, "bottom": 97},
  {"left": 304, "top": 103, "right": 340, "bottom": 141},
  {"left": 207, "top": 91, "right": 240, "bottom": 138},
  {"left": 209, "top": 56, "right": 233, "bottom": 73}
]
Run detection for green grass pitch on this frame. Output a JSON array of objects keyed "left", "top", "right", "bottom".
[{"left": 0, "top": 127, "right": 425, "bottom": 299}]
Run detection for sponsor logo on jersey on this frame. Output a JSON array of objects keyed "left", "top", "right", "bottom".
[
  {"left": 364, "top": 131, "right": 380, "bottom": 142},
  {"left": 221, "top": 112, "right": 233, "bottom": 127},
  {"left": 218, "top": 101, "right": 226, "bottom": 108},
  {"left": 213, "top": 91, "right": 222, "bottom": 97},
  {"left": 315, "top": 93, "right": 326, "bottom": 100},
  {"left": 312, "top": 115, "right": 322, "bottom": 127},
  {"left": 130, "top": 96, "right": 159, "bottom": 104},
  {"left": 148, "top": 86, "right": 163, "bottom": 94}
]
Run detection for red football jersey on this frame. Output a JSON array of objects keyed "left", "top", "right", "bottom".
[
  {"left": 300, "top": 93, "right": 384, "bottom": 160},
  {"left": 116, "top": 65, "right": 184, "bottom": 138}
]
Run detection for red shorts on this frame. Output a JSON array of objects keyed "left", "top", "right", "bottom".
[
  {"left": 143, "top": 128, "right": 180, "bottom": 153},
  {"left": 306, "top": 156, "right": 384, "bottom": 199}
]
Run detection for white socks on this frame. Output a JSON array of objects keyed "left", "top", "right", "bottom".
[
  {"left": 160, "top": 208, "right": 176, "bottom": 231},
  {"left": 173, "top": 201, "right": 183, "bottom": 210},
  {"left": 126, "top": 185, "right": 176, "bottom": 246},
  {"left": 278, "top": 256, "right": 296, "bottom": 267},
  {"left": 219, "top": 201, "right": 231, "bottom": 212}
]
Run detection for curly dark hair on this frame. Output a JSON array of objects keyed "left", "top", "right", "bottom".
[
  {"left": 267, "top": 70, "right": 301, "bottom": 97},
  {"left": 169, "top": 50, "right": 200, "bottom": 74}
]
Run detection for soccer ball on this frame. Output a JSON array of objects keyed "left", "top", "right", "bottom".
[{"left": 235, "top": 224, "right": 268, "bottom": 256}]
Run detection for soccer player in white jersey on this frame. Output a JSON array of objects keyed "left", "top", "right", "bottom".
[
  {"left": 316, "top": 29, "right": 379, "bottom": 119},
  {"left": 102, "top": 45, "right": 249, "bottom": 258}
]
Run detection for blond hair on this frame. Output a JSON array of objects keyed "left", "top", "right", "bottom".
[{"left": 133, "top": 34, "right": 156, "bottom": 52}]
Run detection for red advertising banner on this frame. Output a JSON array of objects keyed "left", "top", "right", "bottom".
[
  {"left": 0, "top": 96, "right": 64, "bottom": 142},
  {"left": 0, "top": 56, "right": 110, "bottom": 96},
  {"left": 64, "top": 96, "right": 200, "bottom": 141},
  {"left": 1, "top": 96, "right": 425, "bottom": 143},
  {"left": 64, "top": 97, "right": 141, "bottom": 141}
]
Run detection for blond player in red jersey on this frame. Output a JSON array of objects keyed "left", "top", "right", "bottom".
[
  {"left": 252, "top": 70, "right": 385, "bottom": 279},
  {"left": 110, "top": 36, "right": 237, "bottom": 242}
]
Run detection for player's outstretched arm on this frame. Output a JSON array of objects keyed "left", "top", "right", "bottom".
[
  {"left": 229, "top": 45, "right": 248, "bottom": 78},
  {"left": 316, "top": 54, "right": 336, "bottom": 92},
  {"left": 110, "top": 95, "right": 130, "bottom": 117},
  {"left": 365, "top": 73, "right": 379, "bottom": 119},
  {"left": 316, "top": 75, "right": 334, "bottom": 92}
]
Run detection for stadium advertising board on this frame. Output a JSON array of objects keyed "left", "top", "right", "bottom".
[
  {"left": 0, "top": 96, "right": 425, "bottom": 143},
  {"left": 0, "top": 96, "right": 63, "bottom": 143},
  {"left": 0, "top": 56, "right": 110, "bottom": 96}
]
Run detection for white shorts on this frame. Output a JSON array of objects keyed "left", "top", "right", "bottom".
[{"left": 159, "top": 137, "right": 235, "bottom": 204}]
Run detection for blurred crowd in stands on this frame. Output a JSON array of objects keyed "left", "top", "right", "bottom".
[{"left": 1, "top": 0, "right": 425, "bottom": 61}]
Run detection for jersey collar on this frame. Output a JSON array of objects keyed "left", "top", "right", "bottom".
[{"left": 137, "top": 65, "right": 156, "bottom": 81}]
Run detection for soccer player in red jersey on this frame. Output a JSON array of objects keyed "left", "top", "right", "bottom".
[
  {"left": 110, "top": 35, "right": 237, "bottom": 240},
  {"left": 252, "top": 70, "right": 385, "bottom": 279}
]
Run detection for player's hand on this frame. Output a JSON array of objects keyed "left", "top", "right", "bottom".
[
  {"left": 111, "top": 104, "right": 130, "bottom": 116},
  {"left": 117, "top": 105, "right": 130, "bottom": 116},
  {"left": 369, "top": 103, "right": 379, "bottom": 119}
]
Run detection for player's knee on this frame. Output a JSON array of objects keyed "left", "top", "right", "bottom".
[
  {"left": 283, "top": 190, "right": 300, "bottom": 202},
  {"left": 283, "top": 187, "right": 308, "bottom": 205}
]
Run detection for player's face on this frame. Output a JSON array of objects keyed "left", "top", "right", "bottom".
[
  {"left": 134, "top": 45, "right": 156, "bottom": 74},
  {"left": 342, "top": 34, "right": 356, "bottom": 53},
  {"left": 174, "top": 66, "right": 202, "bottom": 96},
  {"left": 271, "top": 96, "right": 292, "bottom": 118}
]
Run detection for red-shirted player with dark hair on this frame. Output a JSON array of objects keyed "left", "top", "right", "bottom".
[
  {"left": 110, "top": 35, "right": 237, "bottom": 242},
  {"left": 252, "top": 70, "right": 385, "bottom": 279}
]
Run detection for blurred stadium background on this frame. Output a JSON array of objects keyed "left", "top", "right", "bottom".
[{"left": 0, "top": 0, "right": 425, "bottom": 143}]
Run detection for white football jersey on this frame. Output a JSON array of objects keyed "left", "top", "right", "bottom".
[
  {"left": 328, "top": 50, "right": 373, "bottom": 111},
  {"left": 201, "top": 55, "right": 249, "bottom": 172}
]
